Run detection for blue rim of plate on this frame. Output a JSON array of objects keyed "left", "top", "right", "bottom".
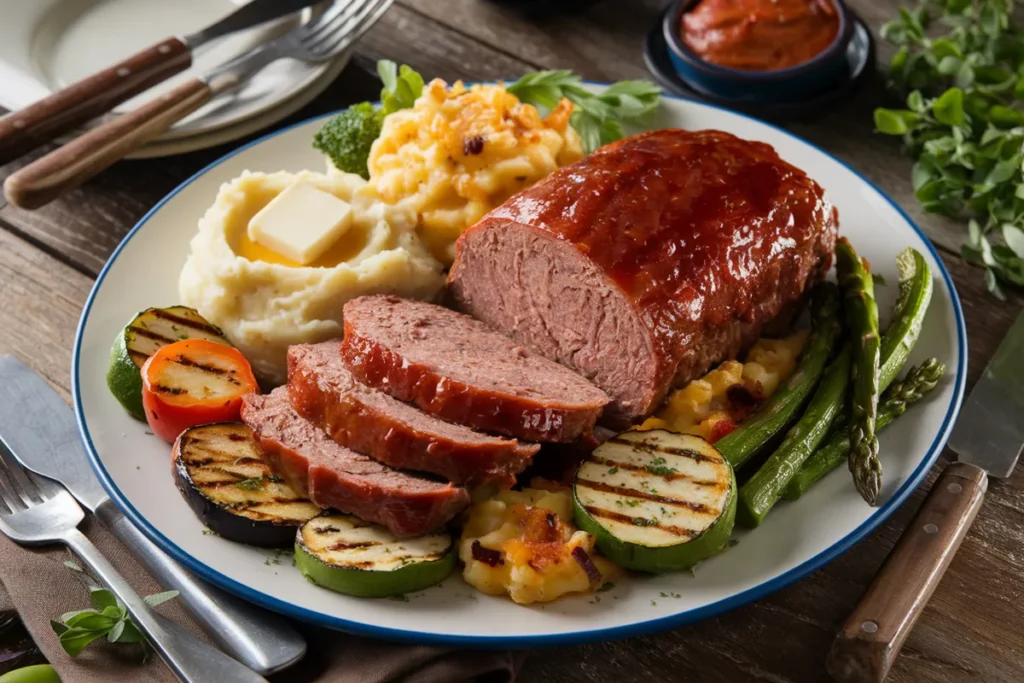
[{"left": 72, "top": 86, "right": 968, "bottom": 649}]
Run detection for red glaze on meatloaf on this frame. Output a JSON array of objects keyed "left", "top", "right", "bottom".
[
  {"left": 240, "top": 388, "right": 469, "bottom": 537},
  {"left": 448, "top": 129, "right": 838, "bottom": 424},
  {"left": 288, "top": 341, "right": 538, "bottom": 487},
  {"left": 340, "top": 296, "right": 610, "bottom": 442}
]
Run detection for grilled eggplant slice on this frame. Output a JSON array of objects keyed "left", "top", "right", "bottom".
[
  {"left": 572, "top": 430, "right": 736, "bottom": 573},
  {"left": 173, "top": 423, "right": 319, "bottom": 546},
  {"left": 108, "top": 306, "right": 231, "bottom": 421},
  {"left": 296, "top": 512, "right": 455, "bottom": 597}
]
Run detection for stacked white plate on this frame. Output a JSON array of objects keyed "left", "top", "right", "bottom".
[{"left": 0, "top": 0, "right": 351, "bottom": 158}]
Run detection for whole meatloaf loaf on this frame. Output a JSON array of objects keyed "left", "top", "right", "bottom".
[
  {"left": 341, "top": 295, "right": 610, "bottom": 442},
  {"left": 448, "top": 129, "right": 838, "bottom": 423},
  {"left": 288, "top": 341, "right": 539, "bottom": 487},
  {"left": 241, "top": 388, "right": 469, "bottom": 537}
]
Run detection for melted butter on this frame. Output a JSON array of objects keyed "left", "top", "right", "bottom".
[{"left": 226, "top": 183, "right": 369, "bottom": 268}]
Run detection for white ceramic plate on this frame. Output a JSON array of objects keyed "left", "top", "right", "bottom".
[
  {"left": 73, "top": 89, "right": 967, "bottom": 647},
  {"left": 0, "top": 0, "right": 350, "bottom": 158}
]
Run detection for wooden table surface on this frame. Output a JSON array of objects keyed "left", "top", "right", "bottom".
[{"left": 0, "top": 1, "right": 1022, "bottom": 681}]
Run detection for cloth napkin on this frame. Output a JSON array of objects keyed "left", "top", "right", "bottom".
[{"left": 0, "top": 516, "right": 525, "bottom": 682}]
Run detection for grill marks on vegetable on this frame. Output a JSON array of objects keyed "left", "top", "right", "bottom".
[
  {"left": 575, "top": 431, "right": 734, "bottom": 546},
  {"left": 125, "top": 306, "right": 230, "bottom": 368},
  {"left": 605, "top": 437, "right": 718, "bottom": 464},
  {"left": 175, "top": 424, "right": 319, "bottom": 525},
  {"left": 581, "top": 505, "right": 698, "bottom": 539},
  {"left": 301, "top": 513, "right": 451, "bottom": 572}
]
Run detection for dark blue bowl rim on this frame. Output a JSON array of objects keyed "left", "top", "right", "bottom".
[
  {"left": 644, "top": 13, "right": 874, "bottom": 117},
  {"left": 663, "top": 0, "right": 854, "bottom": 81}
]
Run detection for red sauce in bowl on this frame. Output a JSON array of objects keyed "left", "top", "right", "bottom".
[{"left": 681, "top": 0, "right": 841, "bottom": 71}]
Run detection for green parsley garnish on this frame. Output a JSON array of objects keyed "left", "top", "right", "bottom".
[
  {"left": 507, "top": 71, "right": 661, "bottom": 153},
  {"left": 51, "top": 563, "right": 178, "bottom": 657},
  {"left": 874, "top": 0, "right": 1024, "bottom": 298},
  {"left": 632, "top": 517, "right": 657, "bottom": 527},
  {"left": 235, "top": 477, "right": 264, "bottom": 491},
  {"left": 645, "top": 456, "right": 677, "bottom": 476}
]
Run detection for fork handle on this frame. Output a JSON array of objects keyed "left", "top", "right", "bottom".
[
  {"left": 61, "top": 527, "right": 266, "bottom": 683},
  {"left": 96, "top": 500, "right": 305, "bottom": 675},
  {"left": 0, "top": 37, "right": 191, "bottom": 166},
  {"left": 4, "top": 77, "right": 212, "bottom": 209}
]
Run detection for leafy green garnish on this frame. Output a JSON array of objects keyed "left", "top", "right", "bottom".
[
  {"left": 507, "top": 70, "right": 661, "bottom": 153},
  {"left": 644, "top": 456, "right": 677, "bottom": 476},
  {"left": 235, "top": 477, "right": 264, "bottom": 491},
  {"left": 378, "top": 60, "right": 424, "bottom": 115},
  {"left": 50, "top": 563, "right": 178, "bottom": 657},
  {"left": 874, "top": 0, "right": 1024, "bottom": 297}
]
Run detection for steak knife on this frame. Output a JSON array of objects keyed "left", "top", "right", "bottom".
[
  {"left": 0, "top": 0, "right": 321, "bottom": 165},
  {"left": 827, "top": 311, "right": 1024, "bottom": 682},
  {"left": 0, "top": 357, "right": 306, "bottom": 676}
]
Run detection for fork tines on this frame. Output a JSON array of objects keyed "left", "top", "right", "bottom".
[
  {"left": 301, "top": 0, "right": 395, "bottom": 59},
  {"left": 0, "top": 444, "right": 43, "bottom": 513}
]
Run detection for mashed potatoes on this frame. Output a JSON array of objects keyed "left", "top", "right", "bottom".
[
  {"left": 179, "top": 170, "right": 444, "bottom": 383},
  {"left": 366, "top": 79, "right": 584, "bottom": 264},
  {"left": 459, "top": 483, "right": 620, "bottom": 605},
  {"left": 638, "top": 330, "right": 810, "bottom": 441}
]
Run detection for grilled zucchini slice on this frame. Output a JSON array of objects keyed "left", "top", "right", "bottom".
[
  {"left": 296, "top": 512, "right": 456, "bottom": 597},
  {"left": 572, "top": 430, "right": 736, "bottom": 573},
  {"left": 173, "top": 423, "right": 319, "bottom": 546},
  {"left": 107, "top": 306, "right": 230, "bottom": 421}
]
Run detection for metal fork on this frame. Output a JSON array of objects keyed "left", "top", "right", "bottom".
[
  {"left": 4, "top": 0, "right": 396, "bottom": 209},
  {"left": 0, "top": 446, "right": 267, "bottom": 682}
]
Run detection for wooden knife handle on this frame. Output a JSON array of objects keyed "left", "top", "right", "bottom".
[
  {"left": 827, "top": 461, "right": 988, "bottom": 683},
  {"left": 0, "top": 37, "right": 191, "bottom": 166},
  {"left": 4, "top": 78, "right": 212, "bottom": 209}
]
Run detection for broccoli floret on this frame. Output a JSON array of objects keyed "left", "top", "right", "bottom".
[{"left": 312, "top": 102, "right": 384, "bottom": 179}]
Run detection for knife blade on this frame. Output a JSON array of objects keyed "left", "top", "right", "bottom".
[
  {"left": 0, "top": 0, "right": 322, "bottom": 165},
  {"left": 827, "top": 310, "right": 1024, "bottom": 683},
  {"left": 947, "top": 310, "right": 1024, "bottom": 478},
  {"left": 0, "top": 357, "right": 306, "bottom": 676},
  {"left": 183, "top": 0, "right": 326, "bottom": 49}
]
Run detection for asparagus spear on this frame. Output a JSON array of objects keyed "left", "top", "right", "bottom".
[
  {"left": 736, "top": 344, "right": 852, "bottom": 528},
  {"left": 789, "top": 247, "right": 933, "bottom": 487},
  {"left": 879, "top": 248, "right": 933, "bottom": 391},
  {"left": 780, "top": 358, "right": 946, "bottom": 500},
  {"left": 836, "top": 238, "right": 882, "bottom": 505},
  {"left": 716, "top": 283, "right": 843, "bottom": 469}
]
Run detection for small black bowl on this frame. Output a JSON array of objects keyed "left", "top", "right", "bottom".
[
  {"left": 644, "top": 6, "right": 874, "bottom": 122},
  {"left": 663, "top": 0, "right": 855, "bottom": 103}
]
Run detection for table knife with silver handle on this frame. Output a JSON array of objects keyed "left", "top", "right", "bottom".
[
  {"left": 827, "top": 310, "right": 1024, "bottom": 683},
  {"left": 0, "top": 357, "right": 306, "bottom": 677},
  {"left": 0, "top": 0, "right": 322, "bottom": 165}
]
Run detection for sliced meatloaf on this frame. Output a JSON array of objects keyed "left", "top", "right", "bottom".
[
  {"left": 448, "top": 129, "right": 838, "bottom": 424},
  {"left": 288, "top": 341, "right": 538, "bottom": 487},
  {"left": 340, "top": 296, "right": 610, "bottom": 442},
  {"left": 240, "top": 388, "right": 469, "bottom": 537}
]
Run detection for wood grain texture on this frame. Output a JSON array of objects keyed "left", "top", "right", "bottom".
[
  {"left": 0, "top": 37, "right": 191, "bottom": 166},
  {"left": 828, "top": 462, "right": 988, "bottom": 683},
  {"left": 5, "top": 78, "right": 213, "bottom": 210},
  {"left": 0, "top": 1, "right": 1020, "bottom": 681}
]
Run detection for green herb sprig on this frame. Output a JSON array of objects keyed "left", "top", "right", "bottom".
[
  {"left": 874, "top": 0, "right": 1024, "bottom": 298},
  {"left": 50, "top": 562, "right": 178, "bottom": 657},
  {"left": 507, "top": 71, "right": 661, "bottom": 152}
]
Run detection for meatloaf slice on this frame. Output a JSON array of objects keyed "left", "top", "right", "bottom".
[
  {"left": 340, "top": 296, "right": 610, "bottom": 442},
  {"left": 288, "top": 341, "right": 538, "bottom": 487},
  {"left": 448, "top": 129, "right": 838, "bottom": 424},
  {"left": 240, "top": 388, "right": 469, "bottom": 537}
]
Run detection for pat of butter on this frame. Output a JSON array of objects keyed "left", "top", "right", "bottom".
[{"left": 247, "top": 181, "right": 353, "bottom": 265}]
